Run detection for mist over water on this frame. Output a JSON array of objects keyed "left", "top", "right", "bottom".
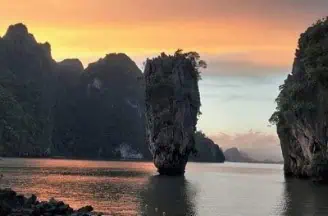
[{"left": 1, "top": 159, "right": 328, "bottom": 216}]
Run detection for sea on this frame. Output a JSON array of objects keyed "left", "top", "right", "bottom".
[{"left": 1, "top": 158, "right": 328, "bottom": 216}]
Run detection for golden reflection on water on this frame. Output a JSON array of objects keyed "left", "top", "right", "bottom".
[{"left": 0, "top": 159, "right": 154, "bottom": 215}]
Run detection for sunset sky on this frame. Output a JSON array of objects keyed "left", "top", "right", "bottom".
[{"left": 1, "top": 0, "right": 327, "bottom": 159}]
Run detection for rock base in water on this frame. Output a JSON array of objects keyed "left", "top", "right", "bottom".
[
  {"left": 158, "top": 167, "right": 185, "bottom": 176},
  {"left": 0, "top": 188, "right": 100, "bottom": 216}
]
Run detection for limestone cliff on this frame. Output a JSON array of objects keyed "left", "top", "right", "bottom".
[
  {"left": 144, "top": 50, "right": 204, "bottom": 175},
  {"left": 0, "top": 23, "right": 56, "bottom": 156},
  {"left": 270, "top": 18, "right": 328, "bottom": 181}
]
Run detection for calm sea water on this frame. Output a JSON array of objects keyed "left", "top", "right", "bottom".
[{"left": 1, "top": 159, "right": 328, "bottom": 216}]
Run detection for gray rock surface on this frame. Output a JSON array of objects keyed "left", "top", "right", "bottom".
[{"left": 144, "top": 51, "right": 202, "bottom": 175}]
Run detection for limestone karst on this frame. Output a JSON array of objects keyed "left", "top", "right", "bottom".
[
  {"left": 144, "top": 50, "right": 205, "bottom": 175},
  {"left": 0, "top": 24, "right": 224, "bottom": 163},
  {"left": 270, "top": 17, "right": 328, "bottom": 181}
]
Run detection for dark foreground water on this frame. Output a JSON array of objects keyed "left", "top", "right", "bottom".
[{"left": 1, "top": 159, "right": 328, "bottom": 216}]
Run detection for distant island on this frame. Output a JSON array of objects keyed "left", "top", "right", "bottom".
[
  {"left": 0, "top": 23, "right": 225, "bottom": 164},
  {"left": 224, "top": 147, "right": 283, "bottom": 164}
]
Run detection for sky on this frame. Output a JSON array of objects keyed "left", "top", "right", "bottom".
[{"left": 0, "top": 0, "right": 327, "bottom": 160}]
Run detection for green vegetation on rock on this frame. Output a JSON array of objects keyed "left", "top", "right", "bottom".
[
  {"left": 270, "top": 17, "right": 328, "bottom": 126},
  {"left": 270, "top": 17, "right": 328, "bottom": 180}
]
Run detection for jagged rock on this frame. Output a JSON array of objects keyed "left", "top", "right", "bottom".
[
  {"left": 3, "top": 23, "right": 37, "bottom": 45},
  {"left": 270, "top": 17, "right": 328, "bottom": 181},
  {"left": 58, "top": 59, "right": 84, "bottom": 74},
  {"left": 0, "top": 23, "right": 56, "bottom": 157},
  {"left": 77, "top": 206, "right": 93, "bottom": 213},
  {"left": 0, "top": 188, "right": 98, "bottom": 216},
  {"left": 144, "top": 51, "right": 203, "bottom": 175}
]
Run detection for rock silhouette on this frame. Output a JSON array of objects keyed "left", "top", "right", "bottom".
[
  {"left": 0, "top": 188, "right": 98, "bottom": 216},
  {"left": 0, "top": 24, "right": 223, "bottom": 163},
  {"left": 144, "top": 50, "right": 204, "bottom": 175},
  {"left": 270, "top": 17, "right": 328, "bottom": 181}
]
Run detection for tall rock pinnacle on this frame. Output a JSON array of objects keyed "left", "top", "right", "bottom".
[{"left": 144, "top": 50, "right": 204, "bottom": 175}]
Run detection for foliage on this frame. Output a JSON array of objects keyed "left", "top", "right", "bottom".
[
  {"left": 270, "top": 17, "right": 328, "bottom": 125},
  {"left": 174, "top": 49, "right": 207, "bottom": 81},
  {"left": 0, "top": 84, "right": 36, "bottom": 155}
]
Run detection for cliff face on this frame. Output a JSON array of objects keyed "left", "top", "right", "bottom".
[
  {"left": 75, "top": 54, "right": 148, "bottom": 158},
  {"left": 271, "top": 18, "right": 328, "bottom": 181},
  {"left": 0, "top": 24, "right": 221, "bottom": 163},
  {"left": 0, "top": 23, "right": 56, "bottom": 156},
  {"left": 0, "top": 23, "right": 148, "bottom": 159},
  {"left": 52, "top": 59, "right": 84, "bottom": 155},
  {"left": 53, "top": 54, "right": 148, "bottom": 159},
  {"left": 144, "top": 51, "right": 203, "bottom": 175}
]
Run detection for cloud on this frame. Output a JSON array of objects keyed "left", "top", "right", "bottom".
[
  {"left": 200, "top": 51, "right": 292, "bottom": 76},
  {"left": 199, "top": 74, "right": 284, "bottom": 103},
  {"left": 205, "top": 59, "right": 289, "bottom": 76},
  {"left": 4, "top": 0, "right": 325, "bottom": 26},
  {"left": 0, "top": 0, "right": 326, "bottom": 74},
  {"left": 219, "top": 94, "right": 274, "bottom": 103},
  {"left": 210, "top": 131, "right": 283, "bottom": 162}
]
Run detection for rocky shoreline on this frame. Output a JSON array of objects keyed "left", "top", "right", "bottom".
[{"left": 0, "top": 188, "right": 101, "bottom": 216}]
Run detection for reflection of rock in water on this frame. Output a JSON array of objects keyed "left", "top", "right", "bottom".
[
  {"left": 139, "top": 176, "right": 197, "bottom": 216},
  {"left": 282, "top": 179, "right": 328, "bottom": 216}
]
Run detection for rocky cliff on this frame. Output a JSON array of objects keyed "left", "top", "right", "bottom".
[
  {"left": 144, "top": 51, "right": 205, "bottom": 175},
  {"left": 270, "top": 18, "right": 328, "bottom": 181},
  {"left": 0, "top": 24, "right": 147, "bottom": 159},
  {"left": 0, "top": 24, "right": 222, "bottom": 163},
  {"left": 75, "top": 53, "right": 148, "bottom": 158},
  {"left": 0, "top": 23, "right": 56, "bottom": 156},
  {"left": 52, "top": 54, "right": 148, "bottom": 159}
]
